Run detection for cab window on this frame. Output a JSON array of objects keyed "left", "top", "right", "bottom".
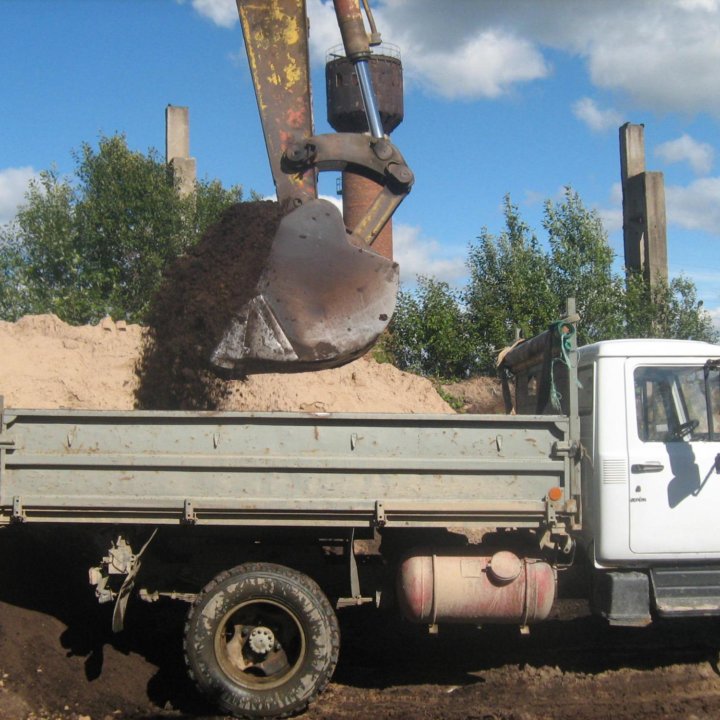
[{"left": 634, "top": 364, "right": 720, "bottom": 442}]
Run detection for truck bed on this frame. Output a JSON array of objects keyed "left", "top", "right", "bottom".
[{"left": 0, "top": 409, "right": 575, "bottom": 528}]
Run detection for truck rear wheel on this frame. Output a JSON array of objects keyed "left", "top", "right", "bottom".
[{"left": 184, "top": 562, "right": 339, "bottom": 719}]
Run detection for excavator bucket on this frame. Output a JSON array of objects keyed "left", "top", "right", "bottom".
[
  {"left": 213, "top": 0, "right": 408, "bottom": 375},
  {"left": 210, "top": 0, "right": 404, "bottom": 376},
  {"left": 211, "top": 198, "right": 398, "bottom": 373}
]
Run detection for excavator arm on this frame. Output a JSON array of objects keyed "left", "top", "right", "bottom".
[
  {"left": 210, "top": 0, "right": 413, "bottom": 374},
  {"left": 236, "top": 0, "right": 316, "bottom": 210}
]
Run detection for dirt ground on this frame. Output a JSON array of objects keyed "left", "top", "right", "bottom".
[{"left": 0, "top": 528, "right": 719, "bottom": 720}]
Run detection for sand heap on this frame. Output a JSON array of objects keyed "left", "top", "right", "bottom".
[
  {"left": 0, "top": 204, "right": 453, "bottom": 414},
  {"left": 0, "top": 314, "right": 452, "bottom": 413},
  {"left": 0, "top": 314, "right": 143, "bottom": 410}
]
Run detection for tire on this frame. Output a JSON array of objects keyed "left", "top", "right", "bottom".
[{"left": 184, "top": 562, "right": 340, "bottom": 719}]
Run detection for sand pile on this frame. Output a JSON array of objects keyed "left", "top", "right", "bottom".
[
  {"left": 0, "top": 314, "right": 452, "bottom": 413},
  {"left": 224, "top": 354, "right": 453, "bottom": 414},
  {"left": 441, "top": 376, "right": 506, "bottom": 414},
  {"left": 0, "top": 202, "right": 454, "bottom": 413},
  {"left": 0, "top": 314, "right": 143, "bottom": 410}
]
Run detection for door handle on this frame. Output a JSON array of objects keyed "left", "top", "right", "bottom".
[{"left": 631, "top": 461, "right": 664, "bottom": 473}]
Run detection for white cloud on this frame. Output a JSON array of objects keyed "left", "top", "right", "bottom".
[
  {"left": 655, "top": 134, "right": 714, "bottom": 175},
  {"left": 666, "top": 177, "right": 720, "bottom": 235},
  {"left": 407, "top": 31, "right": 548, "bottom": 100},
  {"left": 192, "top": 1, "right": 720, "bottom": 116},
  {"left": 307, "top": 0, "right": 344, "bottom": 64},
  {"left": 595, "top": 182, "right": 624, "bottom": 236},
  {"left": 375, "top": 1, "right": 720, "bottom": 116},
  {"left": 319, "top": 193, "right": 343, "bottom": 212},
  {"left": 598, "top": 207, "right": 623, "bottom": 237},
  {"left": 393, "top": 223, "right": 466, "bottom": 284},
  {"left": 674, "top": 269, "right": 720, "bottom": 283},
  {"left": 677, "top": 0, "right": 719, "bottom": 11},
  {"left": 536, "top": 1, "right": 720, "bottom": 117},
  {"left": 572, "top": 97, "right": 623, "bottom": 133},
  {"left": 189, "top": 0, "right": 237, "bottom": 28},
  {"left": 299, "top": 1, "right": 549, "bottom": 100},
  {"left": 0, "top": 167, "right": 36, "bottom": 225}
]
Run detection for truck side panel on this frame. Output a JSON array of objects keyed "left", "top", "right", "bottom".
[{"left": 0, "top": 410, "right": 574, "bottom": 528}]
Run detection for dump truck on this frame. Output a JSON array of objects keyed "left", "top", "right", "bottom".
[
  {"left": 4, "top": 2, "right": 718, "bottom": 717},
  {"left": 2, "top": 308, "right": 720, "bottom": 717}
]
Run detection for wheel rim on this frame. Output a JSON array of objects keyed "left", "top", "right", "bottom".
[{"left": 214, "top": 598, "right": 306, "bottom": 690}]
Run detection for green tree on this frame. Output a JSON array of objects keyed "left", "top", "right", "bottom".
[
  {"left": 386, "top": 189, "right": 717, "bottom": 381},
  {"left": 623, "top": 272, "right": 717, "bottom": 342},
  {"left": 383, "top": 276, "right": 474, "bottom": 378},
  {"left": 0, "top": 134, "right": 244, "bottom": 324},
  {"left": 465, "top": 196, "right": 558, "bottom": 372},
  {"left": 0, "top": 168, "right": 81, "bottom": 319},
  {"left": 544, "top": 188, "right": 625, "bottom": 344}
]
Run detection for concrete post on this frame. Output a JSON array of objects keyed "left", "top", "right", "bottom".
[
  {"left": 165, "top": 105, "right": 197, "bottom": 198},
  {"left": 619, "top": 122, "right": 645, "bottom": 185},
  {"left": 619, "top": 123, "right": 668, "bottom": 287}
]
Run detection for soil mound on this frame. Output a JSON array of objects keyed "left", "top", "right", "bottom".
[{"left": 441, "top": 375, "right": 506, "bottom": 414}]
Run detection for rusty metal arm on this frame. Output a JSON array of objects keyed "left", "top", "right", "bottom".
[
  {"left": 236, "top": 0, "right": 316, "bottom": 208},
  {"left": 284, "top": 133, "right": 413, "bottom": 247},
  {"left": 226, "top": 0, "right": 411, "bottom": 372},
  {"left": 237, "top": 0, "right": 413, "bottom": 242},
  {"left": 333, "top": 0, "right": 384, "bottom": 138}
]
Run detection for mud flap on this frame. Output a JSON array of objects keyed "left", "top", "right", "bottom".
[
  {"left": 111, "top": 530, "right": 157, "bottom": 633},
  {"left": 591, "top": 570, "right": 651, "bottom": 627}
]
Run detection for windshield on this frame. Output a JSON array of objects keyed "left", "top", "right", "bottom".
[{"left": 634, "top": 362, "right": 720, "bottom": 442}]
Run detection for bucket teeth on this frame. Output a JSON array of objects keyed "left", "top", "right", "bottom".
[{"left": 211, "top": 296, "right": 298, "bottom": 369}]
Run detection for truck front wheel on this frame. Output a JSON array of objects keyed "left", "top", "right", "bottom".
[{"left": 184, "top": 562, "right": 340, "bottom": 719}]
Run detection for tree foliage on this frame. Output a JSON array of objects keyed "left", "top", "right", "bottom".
[
  {"left": 623, "top": 272, "right": 717, "bottom": 341},
  {"left": 383, "top": 188, "right": 717, "bottom": 379},
  {"left": 0, "top": 134, "right": 244, "bottom": 324},
  {"left": 543, "top": 189, "right": 625, "bottom": 344},
  {"left": 382, "top": 277, "right": 474, "bottom": 378},
  {"left": 465, "top": 196, "right": 558, "bottom": 371}
]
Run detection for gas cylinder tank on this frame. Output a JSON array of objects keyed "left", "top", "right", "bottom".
[{"left": 397, "top": 549, "right": 556, "bottom": 625}]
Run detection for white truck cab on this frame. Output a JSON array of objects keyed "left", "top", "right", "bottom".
[{"left": 577, "top": 339, "right": 720, "bottom": 623}]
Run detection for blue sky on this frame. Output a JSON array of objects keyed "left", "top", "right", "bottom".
[{"left": 1, "top": 0, "right": 719, "bottom": 322}]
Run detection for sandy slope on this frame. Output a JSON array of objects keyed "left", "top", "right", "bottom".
[{"left": 0, "top": 314, "right": 452, "bottom": 414}]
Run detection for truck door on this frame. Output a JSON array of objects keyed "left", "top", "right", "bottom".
[{"left": 627, "top": 360, "right": 720, "bottom": 555}]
